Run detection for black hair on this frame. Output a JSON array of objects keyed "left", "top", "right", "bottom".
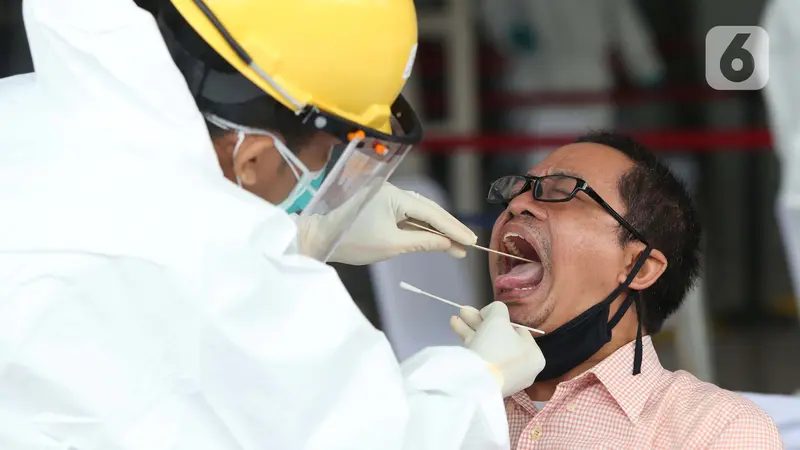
[
  {"left": 574, "top": 131, "right": 702, "bottom": 334},
  {"left": 202, "top": 97, "right": 319, "bottom": 152},
  {"left": 154, "top": 2, "right": 319, "bottom": 151}
]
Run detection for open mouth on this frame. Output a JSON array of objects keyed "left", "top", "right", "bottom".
[{"left": 495, "top": 232, "right": 545, "bottom": 293}]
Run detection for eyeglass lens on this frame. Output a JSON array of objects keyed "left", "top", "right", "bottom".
[{"left": 489, "top": 175, "right": 579, "bottom": 203}]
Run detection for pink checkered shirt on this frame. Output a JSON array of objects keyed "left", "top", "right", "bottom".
[{"left": 505, "top": 336, "right": 784, "bottom": 449}]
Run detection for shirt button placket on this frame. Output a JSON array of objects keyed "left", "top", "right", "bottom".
[{"left": 530, "top": 424, "right": 543, "bottom": 442}]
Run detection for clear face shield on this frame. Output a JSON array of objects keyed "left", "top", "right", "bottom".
[{"left": 298, "top": 97, "right": 421, "bottom": 262}]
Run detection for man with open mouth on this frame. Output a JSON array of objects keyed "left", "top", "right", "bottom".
[{"left": 452, "top": 131, "right": 782, "bottom": 449}]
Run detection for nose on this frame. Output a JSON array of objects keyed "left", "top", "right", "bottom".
[{"left": 507, "top": 191, "right": 548, "bottom": 221}]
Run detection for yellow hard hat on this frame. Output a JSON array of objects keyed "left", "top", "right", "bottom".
[{"left": 169, "top": 0, "right": 419, "bottom": 137}]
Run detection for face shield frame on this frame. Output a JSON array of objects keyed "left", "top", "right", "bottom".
[{"left": 298, "top": 121, "right": 416, "bottom": 261}]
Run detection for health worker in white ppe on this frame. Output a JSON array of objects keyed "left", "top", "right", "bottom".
[
  {"left": 0, "top": 0, "right": 546, "bottom": 449},
  {"left": 764, "top": 0, "right": 800, "bottom": 319}
]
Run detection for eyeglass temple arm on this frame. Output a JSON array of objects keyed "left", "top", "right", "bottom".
[{"left": 583, "top": 187, "right": 649, "bottom": 244}]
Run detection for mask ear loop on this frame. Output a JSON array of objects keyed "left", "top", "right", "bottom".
[
  {"left": 606, "top": 246, "right": 651, "bottom": 376},
  {"left": 608, "top": 245, "right": 651, "bottom": 375},
  {"left": 232, "top": 131, "right": 246, "bottom": 187},
  {"left": 632, "top": 292, "right": 644, "bottom": 375},
  {"left": 205, "top": 113, "right": 314, "bottom": 188},
  {"left": 272, "top": 139, "right": 307, "bottom": 181},
  {"left": 270, "top": 140, "right": 327, "bottom": 206}
]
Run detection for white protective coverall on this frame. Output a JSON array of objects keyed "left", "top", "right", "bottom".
[
  {"left": 0, "top": 1, "right": 511, "bottom": 449},
  {"left": 479, "top": 0, "right": 664, "bottom": 168},
  {"left": 763, "top": 0, "right": 800, "bottom": 318}
]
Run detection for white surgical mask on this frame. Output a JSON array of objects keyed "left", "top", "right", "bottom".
[{"left": 205, "top": 114, "right": 327, "bottom": 213}]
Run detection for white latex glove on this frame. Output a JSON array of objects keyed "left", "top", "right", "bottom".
[
  {"left": 296, "top": 182, "right": 477, "bottom": 266},
  {"left": 450, "top": 302, "right": 546, "bottom": 398}
]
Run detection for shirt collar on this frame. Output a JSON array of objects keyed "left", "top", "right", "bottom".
[
  {"left": 509, "top": 336, "right": 664, "bottom": 424},
  {"left": 585, "top": 335, "right": 664, "bottom": 423}
]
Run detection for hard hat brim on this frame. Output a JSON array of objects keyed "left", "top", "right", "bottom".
[
  {"left": 297, "top": 93, "right": 422, "bottom": 146},
  {"left": 171, "top": 0, "right": 420, "bottom": 143}
]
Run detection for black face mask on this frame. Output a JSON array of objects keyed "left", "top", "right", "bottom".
[{"left": 533, "top": 247, "right": 651, "bottom": 382}]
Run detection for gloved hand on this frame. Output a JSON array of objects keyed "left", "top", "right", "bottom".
[
  {"left": 450, "top": 302, "right": 546, "bottom": 398},
  {"left": 296, "top": 182, "right": 477, "bottom": 266}
]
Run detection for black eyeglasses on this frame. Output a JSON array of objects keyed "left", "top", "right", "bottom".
[{"left": 487, "top": 174, "right": 648, "bottom": 244}]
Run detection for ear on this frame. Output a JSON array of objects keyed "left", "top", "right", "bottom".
[
  {"left": 620, "top": 245, "right": 668, "bottom": 291},
  {"left": 232, "top": 134, "right": 276, "bottom": 186}
]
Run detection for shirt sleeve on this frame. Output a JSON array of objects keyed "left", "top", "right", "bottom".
[{"left": 708, "top": 407, "right": 784, "bottom": 449}]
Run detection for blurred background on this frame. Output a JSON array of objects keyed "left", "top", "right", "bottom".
[{"left": 1, "top": 0, "right": 798, "bottom": 396}]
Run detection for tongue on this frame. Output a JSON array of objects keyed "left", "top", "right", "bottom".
[{"left": 495, "top": 262, "right": 544, "bottom": 290}]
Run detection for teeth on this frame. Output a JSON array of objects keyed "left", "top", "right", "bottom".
[
  {"left": 502, "top": 232, "right": 524, "bottom": 257},
  {"left": 502, "top": 286, "right": 537, "bottom": 293}
]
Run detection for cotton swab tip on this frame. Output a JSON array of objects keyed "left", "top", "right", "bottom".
[
  {"left": 399, "top": 281, "right": 545, "bottom": 335},
  {"left": 399, "top": 281, "right": 421, "bottom": 294},
  {"left": 400, "top": 282, "right": 464, "bottom": 308},
  {"left": 514, "top": 324, "right": 546, "bottom": 335}
]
